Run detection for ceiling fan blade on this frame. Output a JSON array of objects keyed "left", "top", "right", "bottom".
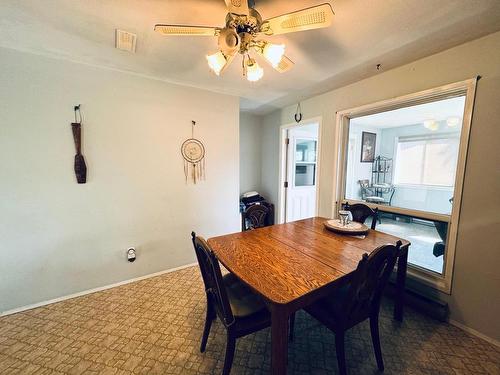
[
  {"left": 224, "top": 0, "right": 249, "bottom": 16},
  {"left": 273, "top": 55, "right": 295, "bottom": 73},
  {"left": 219, "top": 50, "right": 237, "bottom": 75},
  {"left": 154, "top": 24, "right": 220, "bottom": 36},
  {"left": 262, "top": 3, "right": 334, "bottom": 36}
]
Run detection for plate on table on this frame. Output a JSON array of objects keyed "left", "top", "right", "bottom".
[{"left": 324, "top": 219, "right": 369, "bottom": 235}]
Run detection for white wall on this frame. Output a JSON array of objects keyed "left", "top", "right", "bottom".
[
  {"left": 239, "top": 113, "right": 262, "bottom": 195},
  {"left": 0, "top": 47, "right": 240, "bottom": 313},
  {"left": 261, "top": 31, "right": 500, "bottom": 342},
  {"left": 345, "top": 124, "right": 382, "bottom": 201}
]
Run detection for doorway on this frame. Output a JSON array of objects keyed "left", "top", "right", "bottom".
[{"left": 279, "top": 120, "right": 321, "bottom": 223}]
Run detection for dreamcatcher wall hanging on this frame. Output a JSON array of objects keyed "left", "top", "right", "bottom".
[{"left": 181, "top": 121, "right": 206, "bottom": 184}]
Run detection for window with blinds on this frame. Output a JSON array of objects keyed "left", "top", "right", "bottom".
[{"left": 394, "top": 134, "right": 460, "bottom": 187}]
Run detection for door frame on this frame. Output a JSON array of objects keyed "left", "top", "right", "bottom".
[
  {"left": 332, "top": 78, "right": 478, "bottom": 294},
  {"left": 344, "top": 133, "right": 358, "bottom": 200},
  {"left": 278, "top": 117, "right": 323, "bottom": 224}
]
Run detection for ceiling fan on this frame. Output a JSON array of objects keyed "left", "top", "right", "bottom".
[{"left": 154, "top": 1, "right": 334, "bottom": 82}]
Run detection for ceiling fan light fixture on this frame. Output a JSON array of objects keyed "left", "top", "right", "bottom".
[
  {"left": 246, "top": 58, "right": 264, "bottom": 82},
  {"left": 262, "top": 42, "right": 285, "bottom": 67},
  {"left": 156, "top": 2, "right": 335, "bottom": 82},
  {"left": 206, "top": 51, "right": 227, "bottom": 75}
]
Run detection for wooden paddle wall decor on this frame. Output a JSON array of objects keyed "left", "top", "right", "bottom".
[{"left": 71, "top": 105, "right": 87, "bottom": 184}]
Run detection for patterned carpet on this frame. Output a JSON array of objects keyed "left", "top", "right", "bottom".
[{"left": 0, "top": 266, "right": 498, "bottom": 374}]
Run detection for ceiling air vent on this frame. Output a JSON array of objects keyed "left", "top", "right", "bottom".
[{"left": 115, "top": 29, "right": 137, "bottom": 53}]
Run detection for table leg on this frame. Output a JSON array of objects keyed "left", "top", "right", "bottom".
[
  {"left": 271, "top": 305, "right": 289, "bottom": 375},
  {"left": 394, "top": 246, "right": 408, "bottom": 322}
]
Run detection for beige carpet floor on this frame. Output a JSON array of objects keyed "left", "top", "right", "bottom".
[{"left": 0, "top": 266, "right": 498, "bottom": 374}]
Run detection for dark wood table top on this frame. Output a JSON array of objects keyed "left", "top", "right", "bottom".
[{"left": 208, "top": 217, "right": 410, "bottom": 306}]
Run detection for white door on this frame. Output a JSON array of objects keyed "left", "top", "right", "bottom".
[{"left": 285, "top": 127, "right": 318, "bottom": 222}]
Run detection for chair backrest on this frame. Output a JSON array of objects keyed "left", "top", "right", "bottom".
[
  {"left": 242, "top": 204, "right": 270, "bottom": 231},
  {"left": 344, "top": 202, "right": 379, "bottom": 230},
  {"left": 387, "top": 186, "right": 396, "bottom": 206},
  {"left": 191, "top": 232, "right": 235, "bottom": 326},
  {"left": 358, "top": 179, "right": 370, "bottom": 188},
  {"left": 358, "top": 180, "right": 371, "bottom": 200},
  {"left": 343, "top": 241, "right": 401, "bottom": 324}
]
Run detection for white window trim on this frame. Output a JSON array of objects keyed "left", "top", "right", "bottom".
[
  {"left": 332, "top": 78, "right": 478, "bottom": 294},
  {"left": 392, "top": 183, "right": 455, "bottom": 191}
]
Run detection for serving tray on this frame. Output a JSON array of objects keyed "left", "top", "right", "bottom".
[{"left": 324, "top": 219, "right": 369, "bottom": 235}]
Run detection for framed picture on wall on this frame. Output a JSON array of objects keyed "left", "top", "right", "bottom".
[{"left": 361, "top": 131, "right": 376, "bottom": 162}]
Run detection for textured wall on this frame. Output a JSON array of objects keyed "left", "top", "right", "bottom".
[
  {"left": 239, "top": 113, "right": 262, "bottom": 195},
  {"left": 260, "top": 32, "right": 500, "bottom": 342},
  {"left": 0, "top": 48, "right": 240, "bottom": 312}
]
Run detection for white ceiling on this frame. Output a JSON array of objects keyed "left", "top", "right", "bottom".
[
  {"left": 350, "top": 96, "right": 466, "bottom": 128},
  {"left": 1, "top": 0, "right": 499, "bottom": 115}
]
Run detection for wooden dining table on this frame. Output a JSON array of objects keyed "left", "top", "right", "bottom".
[{"left": 208, "top": 217, "right": 410, "bottom": 375}]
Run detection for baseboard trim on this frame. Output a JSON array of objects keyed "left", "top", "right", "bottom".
[
  {"left": 449, "top": 319, "right": 500, "bottom": 348},
  {"left": 1, "top": 262, "right": 198, "bottom": 317}
]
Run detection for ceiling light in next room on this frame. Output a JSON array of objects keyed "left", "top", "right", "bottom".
[
  {"left": 447, "top": 116, "right": 461, "bottom": 127},
  {"left": 423, "top": 119, "right": 439, "bottom": 131}
]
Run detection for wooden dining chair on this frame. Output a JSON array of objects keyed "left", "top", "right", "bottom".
[
  {"left": 241, "top": 204, "right": 272, "bottom": 231},
  {"left": 293, "top": 241, "right": 402, "bottom": 375},
  {"left": 344, "top": 202, "right": 379, "bottom": 229},
  {"left": 191, "top": 232, "right": 271, "bottom": 375}
]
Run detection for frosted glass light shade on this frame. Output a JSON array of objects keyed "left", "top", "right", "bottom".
[
  {"left": 206, "top": 51, "right": 227, "bottom": 75},
  {"left": 246, "top": 60, "right": 264, "bottom": 82},
  {"left": 263, "top": 43, "right": 285, "bottom": 67}
]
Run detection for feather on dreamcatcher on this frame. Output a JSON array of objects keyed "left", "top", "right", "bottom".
[{"left": 181, "top": 121, "right": 206, "bottom": 184}]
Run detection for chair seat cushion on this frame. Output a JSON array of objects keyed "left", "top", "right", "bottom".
[{"left": 223, "top": 273, "right": 266, "bottom": 318}]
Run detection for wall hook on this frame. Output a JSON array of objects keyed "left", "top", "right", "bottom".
[
  {"left": 294, "top": 103, "right": 303, "bottom": 123},
  {"left": 74, "top": 104, "right": 82, "bottom": 124},
  {"left": 191, "top": 120, "right": 196, "bottom": 138}
]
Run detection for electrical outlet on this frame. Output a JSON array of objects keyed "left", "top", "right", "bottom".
[{"left": 127, "top": 247, "right": 136, "bottom": 262}]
